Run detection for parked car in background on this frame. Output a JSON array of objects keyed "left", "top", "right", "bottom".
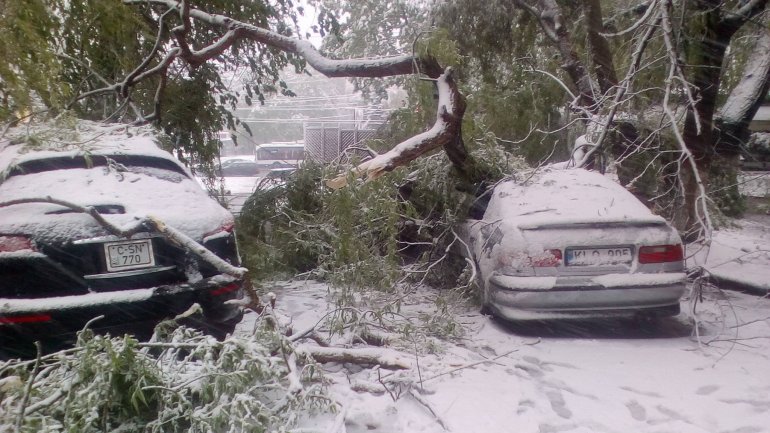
[
  {"left": 464, "top": 168, "right": 686, "bottom": 320},
  {"left": 0, "top": 131, "right": 244, "bottom": 357},
  {"left": 219, "top": 159, "right": 260, "bottom": 177}
]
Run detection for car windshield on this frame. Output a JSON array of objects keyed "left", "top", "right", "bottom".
[{"left": 2, "top": 154, "right": 189, "bottom": 183}]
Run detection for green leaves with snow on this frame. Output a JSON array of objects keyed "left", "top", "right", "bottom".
[{"left": 0, "top": 323, "right": 329, "bottom": 433}]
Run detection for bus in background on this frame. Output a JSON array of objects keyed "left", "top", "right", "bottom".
[{"left": 255, "top": 142, "right": 305, "bottom": 170}]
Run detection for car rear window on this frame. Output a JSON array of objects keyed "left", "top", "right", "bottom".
[{"left": 4, "top": 155, "right": 189, "bottom": 179}]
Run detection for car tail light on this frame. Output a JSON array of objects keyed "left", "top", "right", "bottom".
[
  {"left": 0, "top": 314, "right": 52, "bottom": 324},
  {"left": 532, "top": 249, "right": 562, "bottom": 267},
  {"left": 203, "top": 221, "right": 235, "bottom": 239},
  {"left": 499, "top": 249, "right": 562, "bottom": 269},
  {"left": 638, "top": 244, "right": 683, "bottom": 264},
  {"left": 211, "top": 282, "right": 240, "bottom": 296},
  {"left": 0, "top": 235, "right": 36, "bottom": 253}
]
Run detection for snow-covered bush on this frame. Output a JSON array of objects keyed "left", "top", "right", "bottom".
[
  {"left": 236, "top": 138, "right": 525, "bottom": 342},
  {"left": 0, "top": 321, "right": 329, "bottom": 433}
]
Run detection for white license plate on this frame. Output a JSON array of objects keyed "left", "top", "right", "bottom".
[
  {"left": 104, "top": 239, "right": 155, "bottom": 272},
  {"left": 566, "top": 247, "right": 632, "bottom": 266}
]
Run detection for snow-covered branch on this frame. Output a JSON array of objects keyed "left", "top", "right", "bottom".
[
  {"left": 122, "top": 0, "right": 442, "bottom": 79},
  {"left": 296, "top": 345, "right": 413, "bottom": 370},
  {"left": 717, "top": 25, "right": 770, "bottom": 132},
  {"left": 0, "top": 197, "right": 247, "bottom": 278},
  {"left": 326, "top": 67, "right": 465, "bottom": 188}
]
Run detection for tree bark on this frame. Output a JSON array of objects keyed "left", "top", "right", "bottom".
[
  {"left": 682, "top": 0, "right": 769, "bottom": 162},
  {"left": 678, "top": 0, "right": 768, "bottom": 231},
  {"left": 582, "top": 0, "right": 619, "bottom": 95},
  {"left": 512, "top": 0, "right": 598, "bottom": 111},
  {"left": 716, "top": 24, "right": 770, "bottom": 152}
]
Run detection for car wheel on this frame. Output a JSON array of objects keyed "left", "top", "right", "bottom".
[
  {"left": 479, "top": 284, "right": 493, "bottom": 316},
  {"left": 480, "top": 302, "right": 493, "bottom": 316}
]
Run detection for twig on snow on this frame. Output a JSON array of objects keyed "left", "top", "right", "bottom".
[
  {"left": 15, "top": 341, "right": 42, "bottom": 433},
  {"left": 420, "top": 347, "right": 524, "bottom": 383},
  {"left": 296, "top": 345, "right": 412, "bottom": 370},
  {"left": 408, "top": 388, "right": 450, "bottom": 431}
]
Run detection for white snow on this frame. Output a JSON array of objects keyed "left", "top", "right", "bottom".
[
  {"left": 0, "top": 288, "right": 154, "bottom": 314},
  {"left": 0, "top": 121, "right": 186, "bottom": 179},
  {"left": 243, "top": 279, "right": 770, "bottom": 433},
  {"left": 0, "top": 122, "right": 233, "bottom": 242},
  {"left": 486, "top": 168, "right": 664, "bottom": 228},
  {"left": 690, "top": 217, "right": 770, "bottom": 293},
  {"left": 738, "top": 171, "right": 770, "bottom": 197},
  {"left": 491, "top": 275, "right": 558, "bottom": 290}
]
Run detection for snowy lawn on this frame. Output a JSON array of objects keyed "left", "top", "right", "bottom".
[
  {"left": 692, "top": 217, "right": 770, "bottom": 294},
  {"left": 243, "top": 281, "right": 770, "bottom": 433}
]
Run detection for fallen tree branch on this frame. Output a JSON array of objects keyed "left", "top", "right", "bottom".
[
  {"left": 0, "top": 197, "right": 247, "bottom": 279},
  {"left": 296, "top": 345, "right": 413, "bottom": 370},
  {"left": 326, "top": 67, "right": 464, "bottom": 188},
  {"left": 419, "top": 343, "right": 539, "bottom": 384},
  {"left": 407, "top": 389, "right": 450, "bottom": 431}
]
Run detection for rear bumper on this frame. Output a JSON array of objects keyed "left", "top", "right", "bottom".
[
  {"left": 0, "top": 275, "right": 243, "bottom": 351},
  {"left": 487, "top": 272, "right": 687, "bottom": 320}
]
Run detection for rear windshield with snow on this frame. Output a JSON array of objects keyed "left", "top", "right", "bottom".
[{"left": 3, "top": 155, "right": 188, "bottom": 181}]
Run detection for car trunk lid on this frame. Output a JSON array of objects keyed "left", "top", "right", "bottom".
[{"left": 520, "top": 221, "right": 680, "bottom": 277}]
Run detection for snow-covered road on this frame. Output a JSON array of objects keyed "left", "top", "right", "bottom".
[{"left": 241, "top": 281, "right": 770, "bottom": 433}]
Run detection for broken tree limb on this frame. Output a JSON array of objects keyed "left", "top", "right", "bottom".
[
  {"left": 296, "top": 345, "right": 413, "bottom": 370},
  {"left": 716, "top": 22, "right": 770, "bottom": 152},
  {"left": 122, "top": 0, "right": 442, "bottom": 79},
  {"left": 326, "top": 67, "right": 465, "bottom": 189}
]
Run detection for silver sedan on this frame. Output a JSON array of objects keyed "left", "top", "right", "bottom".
[{"left": 464, "top": 168, "right": 687, "bottom": 320}]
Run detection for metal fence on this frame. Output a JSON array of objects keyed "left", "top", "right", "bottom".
[{"left": 304, "top": 124, "right": 380, "bottom": 163}]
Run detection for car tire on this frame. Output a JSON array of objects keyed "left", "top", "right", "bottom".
[
  {"left": 479, "top": 283, "right": 493, "bottom": 316},
  {"left": 480, "top": 303, "right": 493, "bottom": 316}
]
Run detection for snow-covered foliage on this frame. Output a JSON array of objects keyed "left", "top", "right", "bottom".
[{"left": 0, "top": 320, "right": 329, "bottom": 433}]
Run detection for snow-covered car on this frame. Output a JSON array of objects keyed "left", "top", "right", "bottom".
[
  {"left": 465, "top": 168, "right": 687, "bottom": 320},
  {"left": 0, "top": 132, "right": 244, "bottom": 355}
]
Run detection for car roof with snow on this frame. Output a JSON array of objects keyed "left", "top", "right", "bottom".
[
  {"left": 484, "top": 167, "right": 665, "bottom": 229},
  {"left": 0, "top": 121, "right": 230, "bottom": 242},
  {"left": 0, "top": 122, "right": 189, "bottom": 181}
]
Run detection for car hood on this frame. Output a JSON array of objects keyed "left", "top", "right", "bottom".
[{"left": 0, "top": 167, "right": 232, "bottom": 244}]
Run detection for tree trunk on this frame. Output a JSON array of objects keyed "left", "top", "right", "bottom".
[
  {"left": 582, "top": 0, "right": 619, "bottom": 95},
  {"left": 680, "top": 1, "right": 768, "bottom": 229},
  {"left": 513, "top": 0, "right": 598, "bottom": 110}
]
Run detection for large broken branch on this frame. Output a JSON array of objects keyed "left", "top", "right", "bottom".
[
  {"left": 716, "top": 23, "right": 770, "bottom": 151},
  {"left": 123, "top": 0, "right": 442, "bottom": 79},
  {"left": 326, "top": 67, "right": 465, "bottom": 188}
]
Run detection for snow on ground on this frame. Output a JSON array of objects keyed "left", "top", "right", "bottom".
[
  {"left": 690, "top": 217, "right": 770, "bottom": 293},
  {"left": 240, "top": 281, "right": 770, "bottom": 433}
]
